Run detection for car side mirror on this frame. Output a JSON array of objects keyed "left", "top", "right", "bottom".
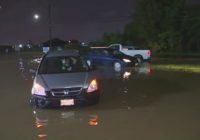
[
  {"left": 87, "top": 60, "right": 96, "bottom": 71},
  {"left": 87, "top": 60, "right": 91, "bottom": 67}
]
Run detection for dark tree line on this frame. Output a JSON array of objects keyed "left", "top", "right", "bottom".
[{"left": 91, "top": 0, "right": 200, "bottom": 53}]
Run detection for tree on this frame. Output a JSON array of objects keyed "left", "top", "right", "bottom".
[
  {"left": 123, "top": 21, "right": 145, "bottom": 45},
  {"left": 182, "top": 4, "right": 200, "bottom": 51},
  {"left": 90, "top": 32, "right": 123, "bottom": 46},
  {"left": 124, "top": 0, "right": 186, "bottom": 52}
]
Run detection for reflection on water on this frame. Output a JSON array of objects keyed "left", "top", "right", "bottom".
[
  {"left": 32, "top": 109, "right": 99, "bottom": 139},
  {"left": 37, "top": 134, "right": 48, "bottom": 139},
  {"left": 89, "top": 115, "right": 98, "bottom": 126},
  {"left": 134, "top": 63, "right": 152, "bottom": 76},
  {"left": 33, "top": 110, "right": 48, "bottom": 138},
  {"left": 18, "top": 58, "right": 24, "bottom": 71},
  {"left": 35, "top": 116, "right": 48, "bottom": 128},
  {"left": 123, "top": 71, "right": 131, "bottom": 80},
  {"left": 61, "top": 111, "right": 75, "bottom": 119},
  {"left": 18, "top": 58, "right": 27, "bottom": 80}
]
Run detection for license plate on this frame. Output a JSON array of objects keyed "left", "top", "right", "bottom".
[{"left": 60, "top": 99, "right": 74, "bottom": 106}]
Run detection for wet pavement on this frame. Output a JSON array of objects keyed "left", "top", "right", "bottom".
[{"left": 0, "top": 56, "right": 200, "bottom": 140}]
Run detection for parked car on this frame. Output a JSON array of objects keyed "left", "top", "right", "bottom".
[
  {"left": 30, "top": 50, "right": 99, "bottom": 108},
  {"left": 84, "top": 48, "right": 139, "bottom": 71},
  {"left": 92, "top": 44, "right": 151, "bottom": 63}
]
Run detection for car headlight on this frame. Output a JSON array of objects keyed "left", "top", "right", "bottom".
[
  {"left": 87, "top": 79, "right": 98, "bottom": 93},
  {"left": 31, "top": 83, "right": 46, "bottom": 96},
  {"left": 123, "top": 58, "right": 131, "bottom": 63}
]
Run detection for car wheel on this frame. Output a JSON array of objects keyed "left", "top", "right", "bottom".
[
  {"left": 113, "top": 61, "right": 122, "bottom": 72},
  {"left": 89, "top": 97, "right": 99, "bottom": 105},
  {"left": 31, "top": 98, "right": 48, "bottom": 108}
]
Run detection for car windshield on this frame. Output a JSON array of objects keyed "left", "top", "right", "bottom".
[{"left": 38, "top": 56, "right": 89, "bottom": 74}]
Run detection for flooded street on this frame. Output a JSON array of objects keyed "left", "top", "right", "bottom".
[{"left": 0, "top": 56, "right": 200, "bottom": 140}]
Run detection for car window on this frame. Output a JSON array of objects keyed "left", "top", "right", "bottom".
[
  {"left": 102, "top": 50, "right": 109, "bottom": 56},
  {"left": 110, "top": 45, "right": 120, "bottom": 50},
  {"left": 91, "top": 49, "right": 101, "bottom": 55},
  {"left": 107, "top": 49, "right": 122, "bottom": 56},
  {"left": 38, "top": 56, "right": 89, "bottom": 74},
  {"left": 123, "top": 46, "right": 135, "bottom": 50}
]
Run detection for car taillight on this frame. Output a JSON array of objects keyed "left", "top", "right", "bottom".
[
  {"left": 148, "top": 50, "right": 151, "bottom": 57},
  {"left": 87, "top": 79, "right": 98, "bottom": 93}
]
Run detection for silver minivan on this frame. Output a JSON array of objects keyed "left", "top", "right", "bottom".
[{"left": 31, "top": 50, "right": 99, "bottom": 108}]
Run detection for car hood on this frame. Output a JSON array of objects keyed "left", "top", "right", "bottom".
[{"left": 37, "top": 72, "right": 90, "bottom": 89}]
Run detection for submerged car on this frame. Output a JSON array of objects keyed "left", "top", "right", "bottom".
[
  {"left": 30, "top": 50, "right": 99, "bottom": 108},
  {"left": 84, "top": 48, "right": 139, "bottom": 71}
]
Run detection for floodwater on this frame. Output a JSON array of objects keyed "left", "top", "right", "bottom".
[{"left": 0, "top": 56, "right": 200, "bottom": 140}]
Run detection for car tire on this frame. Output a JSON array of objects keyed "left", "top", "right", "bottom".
[
  {"left": 87, "top": 95, "right": 100, "bottom": 105},
  {"left": 30, "top": 98, "right": 48, "bottom": 108},
  {"left": 113, "top": 61, "right": 122, "bottom": 72}
]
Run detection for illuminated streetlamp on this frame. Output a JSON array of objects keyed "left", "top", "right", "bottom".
[
  {"left": 48, "top": 3, "right": 52, "bottom": 47},
  {"left": 33, "top": 14, "right": 40, "bottom": 20},
  {"left": 32, "top": 3, "right": 52, "bottom": 47}
]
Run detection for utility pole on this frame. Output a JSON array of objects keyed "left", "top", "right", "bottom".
[{"left": 48, "top": 3, "right": 52, "bottom": 47}]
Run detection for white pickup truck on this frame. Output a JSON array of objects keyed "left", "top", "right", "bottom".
[{"left": 106, "top": 44, "right": 151, "bottom": 63}]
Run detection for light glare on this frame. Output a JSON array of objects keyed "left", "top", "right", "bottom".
[
  {"left": 87, "top": 79, "right": 98, "bottom": 93},
  {"left": 34, "top": 14, "right": 40, "bottom": 20},
  {"left": 123, "top": 58, "right": 131, "bottom": 63}
]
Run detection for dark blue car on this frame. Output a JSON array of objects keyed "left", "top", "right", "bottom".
[{"left": 84, "top": 48, "right": 138, "bottom": 71}]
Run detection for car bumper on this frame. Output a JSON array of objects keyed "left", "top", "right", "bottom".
[
  {"left": 124, "top": 61, "right": 137, "bottom": 67},
  {"left": 30, "top": 90, "right": 99, "bottom": 108}
]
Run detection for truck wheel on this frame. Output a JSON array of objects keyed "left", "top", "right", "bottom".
[
  {"left": 135, "top": 55, "right": 143, "bottom": 64},
  {"left": 113, "top": 61, "right": 121, "bottom": 72}
]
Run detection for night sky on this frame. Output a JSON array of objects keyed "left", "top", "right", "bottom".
[
  {"left": 0, "top": 0, "right": 199, "bottom": 45},
  {"left": 0, "top": 0, "right": 134, "bottom": 44}
]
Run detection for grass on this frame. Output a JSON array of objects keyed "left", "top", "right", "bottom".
[
  {"left": 154, "top": 52, "right": 200, "bottom": 59},
  {"left": 153, "top": 64, "right": 200, "bottom": 73}
]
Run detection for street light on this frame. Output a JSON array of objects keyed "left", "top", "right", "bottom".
[
  {"left": 48, "top": 3, "right": 52, "bottom": 48},
  {"left": 33, "top": 14, "right": 40, "bottom": 20},
  {"left": 32, "top": 3, "right": 52, "bottom": 48}
]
